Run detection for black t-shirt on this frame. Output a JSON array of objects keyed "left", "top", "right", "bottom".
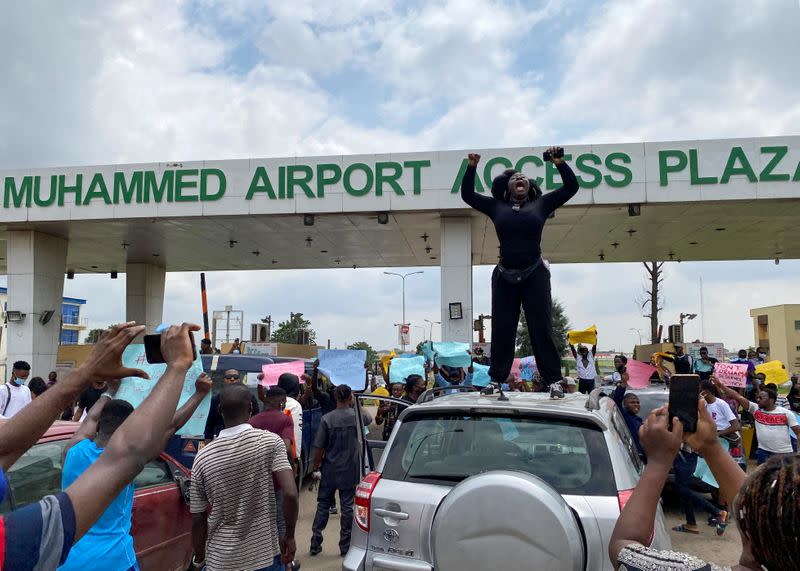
[{"left": 78, "top": 385, "right": 106, "bottom": 412}]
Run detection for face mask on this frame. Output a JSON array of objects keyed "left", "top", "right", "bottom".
[{"left": 758, "top": 353, "right": 767, "bottom": 359}]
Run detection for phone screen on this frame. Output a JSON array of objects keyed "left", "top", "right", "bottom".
[
  {"left": 143, "top": 334, "right": 165, "bottom": 364},
  {"left": 668, "top": 374, "right": 700, "bottom": 433}
]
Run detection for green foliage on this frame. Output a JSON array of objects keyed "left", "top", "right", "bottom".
[
  {"left": 84, "top": 328, "right": 106, "bottom": 344},
  {"left": 515, "top": 299, "right": 572, "bottom": 358},
  {"left": 271, "top": 314, "right": 317, "bottom": 344},
  {"left": 347, "top": 341, "right": 378, "bottom": 365}
]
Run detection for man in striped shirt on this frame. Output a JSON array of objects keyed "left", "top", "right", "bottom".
[{"left": 190, "top": 384, "right": 298, "bottom": 571}]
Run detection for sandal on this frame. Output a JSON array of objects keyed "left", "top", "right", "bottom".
[
  {"left": 716, "top": 511, "right": 729, "bottom": 536},
  {"left": 672, "top": 524, "right": 700, "bottom": 534}
]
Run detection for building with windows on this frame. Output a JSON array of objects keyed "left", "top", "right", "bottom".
[
  {"left": 0, "top": 287, "right": 87, "bottom": 380},
  {"left": 750, "top": 304, "right": 800, "bottom": 373}
]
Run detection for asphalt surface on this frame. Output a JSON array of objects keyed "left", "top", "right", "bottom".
[{"left": 295, "top": 482, "right": 742, "bottom": 571}]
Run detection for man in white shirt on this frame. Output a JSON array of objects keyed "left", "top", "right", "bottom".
[
  {"left": 713, "top": 377, "right": 799, "bottom": 464},
  {"left": 700, "top": 379, "right": 740, "bottom": 437},
  {"left": 0, "top": 361, "right": 33, "bottom": 418},
  {"left": 570, "top": 342, "right": 597, "bottom": 394}
]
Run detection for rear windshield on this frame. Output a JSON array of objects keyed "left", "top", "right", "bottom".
[{"left": 381, "top": 413, "right": 616, "bottom": 496}]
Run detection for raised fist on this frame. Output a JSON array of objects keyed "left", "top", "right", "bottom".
[{"left": 467, "top": 153, "right": 481, "bottom": 168}]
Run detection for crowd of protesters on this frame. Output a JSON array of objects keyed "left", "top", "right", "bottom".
[{"left": 1, "top": 329, "right": 798, "bottom": 571}]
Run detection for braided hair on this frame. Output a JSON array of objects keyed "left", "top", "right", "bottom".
[{"left": 735, "top": 454, "right": 800, "bottom": 570}]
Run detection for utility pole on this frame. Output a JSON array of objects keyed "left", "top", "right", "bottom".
[
  {"left": 384, "top": 271, "right": 424, "bottom": 352},
  {"left": 474, "top": 314, "right": 492, "bottom": 344}
]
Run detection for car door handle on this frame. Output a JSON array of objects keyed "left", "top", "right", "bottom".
[{"left": 375, "top": 508, "right": 409, "bottom": 520}]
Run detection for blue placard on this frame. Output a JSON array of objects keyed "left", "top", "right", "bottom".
[
  {"left": 116, "top": 345, "right": 211, "bottom": 436},
  {"left": 432, "top": 342, "right": 471, "bottom": 368},
  {"left": 318, "top": 349, "right": 368, "bottom": 390},
  {"left": 389, "top": 355, "right": 426, "bottom": 383}
]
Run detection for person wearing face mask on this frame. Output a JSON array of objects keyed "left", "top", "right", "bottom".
[
  {"left": 0, "top": 361, "right": 32, "bottom": 418},
  {"left": 755, "top": 347, "right": 768, "bottom": 364},
  {"left": 461, "top": 148, "right": 579, "bottom": 399}
]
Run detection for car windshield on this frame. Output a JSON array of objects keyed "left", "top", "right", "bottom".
[{"left": 381, "top": 413, "right": 616, "bottom": 496}]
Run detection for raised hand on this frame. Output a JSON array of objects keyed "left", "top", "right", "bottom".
[
  {"left": 639, "top": 406, "right": 683, "bottom": 466},
  {"left": 467, "top": 153, "right": 481, "bottom": 168},
  {"left": 160, "top": 323, "right": 201, "bottom": 369},
  {"left": 80, "top": 322, "right": 149, "bottom": 382},
  {"left": 545, "top": 146, "right": 564, "bottom": 165},
  {"left": 195, "top": 373, "right": 213, "bottom": 395}
]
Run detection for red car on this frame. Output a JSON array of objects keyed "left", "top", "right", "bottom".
[{"left": 0, "top": 421, "right": 193, "bottom": 571}]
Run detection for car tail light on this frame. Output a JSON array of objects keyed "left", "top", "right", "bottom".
[
  {"left": 617, "top": 488, "right": 654, "bottom": 545},
  {"left": 355, "top": 471, "right": 382, "bottom": 532}
]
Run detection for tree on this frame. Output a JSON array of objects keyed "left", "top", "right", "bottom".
[
  {"left": 85, "top": 328, "right": 106, "bottom": 344},
  {"left": 270, "top": 313, "right": 317, "bottom": 345},
  {"left": 347, "top": 341, "right": 378, "bottom": 365},
  {"left": 515, "top": 299, "right": 572, "bottom": 358},
  {"left": 638, "top": 261, "right": 664, "bottom": 344}
]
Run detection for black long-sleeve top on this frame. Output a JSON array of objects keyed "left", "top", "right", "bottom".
[{"left": 460, "top": 162, "right": 579, "bottom": 269}]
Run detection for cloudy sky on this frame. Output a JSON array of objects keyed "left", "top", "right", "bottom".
[{"left": 1, "top": 0, "right": 799, "bottom": 352}]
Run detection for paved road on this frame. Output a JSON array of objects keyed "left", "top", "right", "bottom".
[{"left": 294, "top": 484, "right": 741, "bottom": 571}]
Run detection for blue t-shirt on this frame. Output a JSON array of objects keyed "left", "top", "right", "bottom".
[{"left": 58, "top": 439, "right": 137, "bottom": 571}]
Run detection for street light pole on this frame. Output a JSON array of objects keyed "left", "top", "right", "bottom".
[
  {"left": 384, "top": 271, "right": 424, "bottom": 351},
  {"left": 424, "top": 318, "right": 441, "bottom": 342},
  {"left": 629, "top": 328, "right": 643, "bottom": 345}
]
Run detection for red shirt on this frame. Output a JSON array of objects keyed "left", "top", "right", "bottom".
[{"left": 249, "top": 409, "right": 294, "bottom": 444}]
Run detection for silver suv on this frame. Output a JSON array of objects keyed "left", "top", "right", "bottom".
[{"left": 343, "top": 387, "right": 670, "bottom": 571}]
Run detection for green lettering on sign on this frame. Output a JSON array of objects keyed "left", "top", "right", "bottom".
[
  {"left": 720, "top": 147, "right": 757, "bottom": 184},
  {"left": 483, "top": 157, "right": 513, "bottom": 190},
  {"left": 575, "top": 154, "right": 602, "bottom": 188},
  {"left": 58, "top": 174, "right": 83, "bottom": 206},
  {"left": 375, "top": 161, "right": 404, "bottom": 196},
  {"left": 246, "top": 167, "right": 277, "bottom": 200},
  {"left": 604, "top": 153, "right": 633, "bottom": 188},
  {"left": 759, "top": 146, "right": 790, "bottom": 182},
  {"left": 316, "top": 164, "right": 341, "bottom": 198},
  {"left": 200, "top": 169, "right": 226, "bottom": 200},
  {"left": 514, "top": 155, "right": 545, "bottom": 186},
  {"left": 144, "top": 171, "right": 174, "bottom": 203},
  {"left": 450, "top": 159, "right": 486, "bottom": 194},
  {"left": 174, "top": 169, "right": 199, "bottom": 202},
  {"left": 403, "top": 160, "right": 430, "bottom": 195},
  {"left": 4, "top": 176, "right": 33, "bottom": 208},
  {"left": 343, "top": 163, "right": 373, "bottom": 197},
  {"left": 114, "top": 172, "right": 143, "bottom": 204},
  {"left": 287, "top": 165, "right": 314, "bottom": 199},
  {"left": 83, "top": 173, "right": 112, "bottom": 205},
  {"left": 658, "top": 150, "right": 687, "bottom": 186},
  {"left": 34, "top": 176, "right": 57, "bottom": 207},
  {"left": 689, "top": 149, "right": 718, "bottom": 185}
]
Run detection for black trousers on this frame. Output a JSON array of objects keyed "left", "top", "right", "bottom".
[{"left": 488, "top": 264, "right": 562, "bottom": 386}]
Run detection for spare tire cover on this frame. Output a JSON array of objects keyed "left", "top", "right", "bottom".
[{"left": 431, "top": 470, "right": 584, "bottom": 571}]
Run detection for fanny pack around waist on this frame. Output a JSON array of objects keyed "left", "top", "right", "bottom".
[{"left": 497, "top": 258, "right": 543, "bottom": 284}]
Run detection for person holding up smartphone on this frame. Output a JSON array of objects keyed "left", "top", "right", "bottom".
[{"left": 460, "top": 147, "right": 579, "bottom": 399}]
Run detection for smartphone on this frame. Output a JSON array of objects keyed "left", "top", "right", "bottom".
[
  {"left": 143, "top": 333, "right": 196, "bottom": 364},
  {"left": 668, "top": 374, "right": 700, "bottom": 433},
  {"left": 543, "top": 148, "right": 565, "bottom": 161}
]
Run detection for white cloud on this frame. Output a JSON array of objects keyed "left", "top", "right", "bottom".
[{"left": 2, "top": 0, "right": 799, "bottom": 361}]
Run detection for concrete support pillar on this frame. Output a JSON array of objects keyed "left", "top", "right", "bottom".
[
  {"left": 440, "top": 217, "right": 473, "bottom": 343},
  {"left": 126, "top": 263, "right": 166, "bottom": 335},
  {"left": 6, "top": 231, "right": 68, "bottom": 376}
]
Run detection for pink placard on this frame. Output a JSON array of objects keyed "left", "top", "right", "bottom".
[
  {"left": 261, "top": 361, "right": 305, "bottom": 387},
  {"left": 626, "top": 359, "right": 657, "bottom": 389},
  {"left": 511, "top": 358, "right": 521, "bottom": 379},
  {"left": 713, "top": 362, "right": 748, "bottom": 388}
]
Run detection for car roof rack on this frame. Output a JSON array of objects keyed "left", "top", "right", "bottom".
[{"left": 418, "top": 385, "right": 480, "bottom": 404}]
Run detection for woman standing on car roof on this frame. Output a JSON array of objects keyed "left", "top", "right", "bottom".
[{"left": 460, "top": 147, "right": 579, "bottom": 399}]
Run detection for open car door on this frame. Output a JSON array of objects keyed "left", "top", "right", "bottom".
[{"left": 355, "top": 394, "right": 410, "bottom": 477}]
